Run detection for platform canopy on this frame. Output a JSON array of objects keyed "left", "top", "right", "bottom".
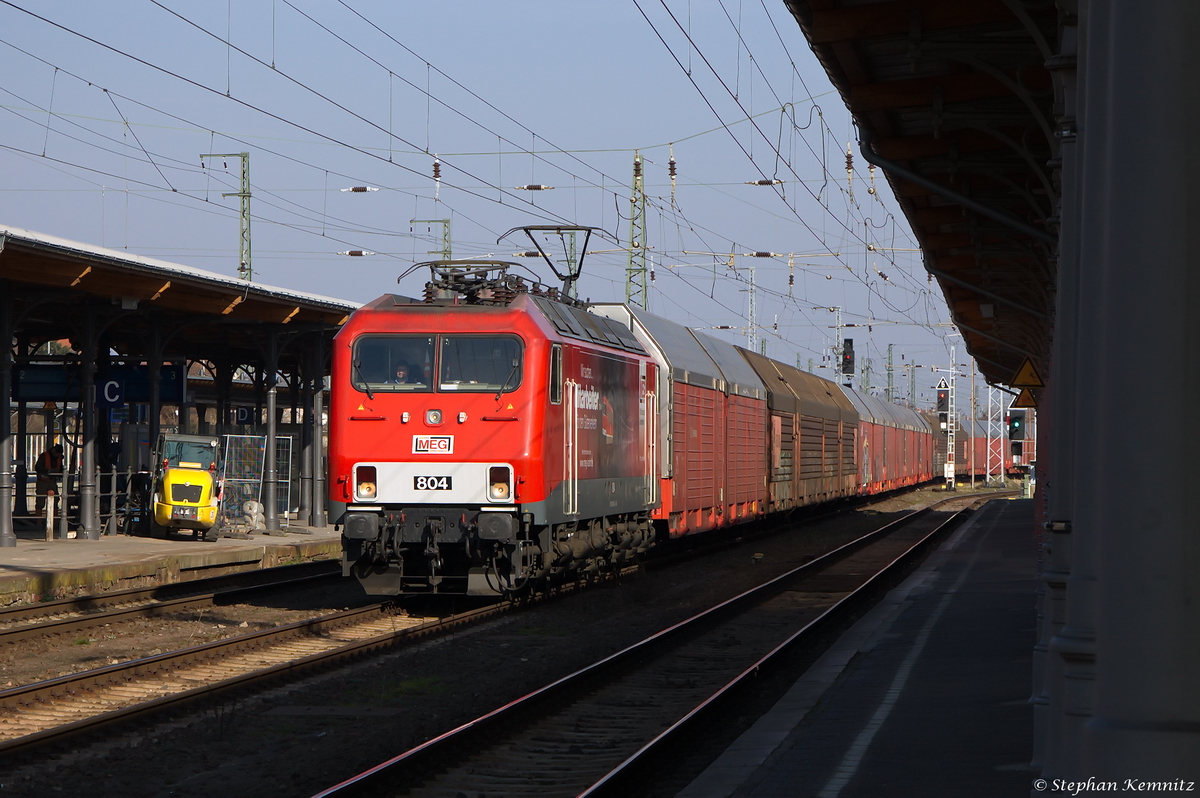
[
  {"left": 783, "top": 0, "right": 1060, "bottom": 386},
  {"left": 0, "top": 225, "right": 357, "bottom": 368}
]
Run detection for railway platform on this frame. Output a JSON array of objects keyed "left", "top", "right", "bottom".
[
  {"left": 0, "top": 517, "right": 341, "bottom": 607},
  {"left": 679, "top": 497, "right": 1037, "bottom": 798}
]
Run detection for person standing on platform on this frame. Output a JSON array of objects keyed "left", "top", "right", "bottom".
[{"left": 35, "top": 443, "right": 64, "bottom": 516}]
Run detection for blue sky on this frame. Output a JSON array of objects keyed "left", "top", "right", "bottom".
[{"left": 0, "top": 1, "right": 974, "bottom": 406}]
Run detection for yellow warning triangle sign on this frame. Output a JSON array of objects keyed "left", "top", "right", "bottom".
[
  {"left": 1010, "top": 358, "right": 1044, "bottom": 388},
  {"left": 1011, "top": 388, "right": 1038, "bottom": 408}
]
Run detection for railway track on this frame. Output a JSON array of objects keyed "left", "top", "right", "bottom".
[
  {"left": 0, "top": 558, "right": 341, "bottom": 644},
  {"left": 0, "top": 489, "right": 1008, "bottom": 764},
  {"left": 312, "top": 494, "right": 1005, "bottom": 798},
  {"left": 0, "top": 599, "right": 465, "bottom": 753}
]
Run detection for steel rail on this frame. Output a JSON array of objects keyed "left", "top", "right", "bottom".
[
  {"left": 0, "top": 558, "right": 338, "bottom": 625},
  {"left": 0, "top": 600, "right": 506, "bottom": 755},
  {"left": 0, "top": 540, "right": 654, "bottom": 756},
  {"left": 309, "top": 492, "right": 1005, "bottom": 797},
  {"left": 0, "top": 559, "right": 340, "bottom": 644},
  {"left": 0, "top": 488, "right": 1011, "bottom": 762},
  {"left": 581, "top": 494, "right": 1006, "bottom": 798}
]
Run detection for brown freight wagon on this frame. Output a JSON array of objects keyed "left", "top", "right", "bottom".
[{"left": 737, "top": 350, "right": 859, "bottom": 512}]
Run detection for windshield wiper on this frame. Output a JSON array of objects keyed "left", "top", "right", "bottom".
[
  {"left": 494, "top": 360, "right": 520, "bottom": 401},
  {"left": 351, "top": 358, "right": 374, "bottom": 400}
]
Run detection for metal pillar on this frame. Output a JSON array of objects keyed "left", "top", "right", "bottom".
[
  {"left": 56, "top": 402, "right": 68, "bottom": 540},
  {"left": 253, "top": 367, "right": 265, "bottom": 431},
  {"left": 311, "top": 334, "right": 327, "bottom": 528},
  {"left": 747, "top": 262, "right": 757, "bottom": 352},
  {"left": 299, "top": 360, "right": 313, "bottom": 526},
  {"left": 886, "top": 344, "right": 894, "bottom": 403},
  {"left": 946, "top": 343, "right": 957, "bottom": 489},
  {"left": 262, "top": 332, "right": 281, "bottom": 534},
  {"left": 986, "top": 387, "right": 1004, "bottom": 487},
  {"left": 626, "top": 151, "right": 648, "bottom": 309},
  {"left": 78, "top": 309, "right": 100, "bottom": 539},
  {"left": 202, "top": 152, "right": 253, "bottom": 280},
  {"left": 14, "top": 395, "right": 27, "bottom": 518},
  {"left": 0, "top": 290, "right": 15, "bottom": 547},
  {"left": 215, "top": 360, "right": 232, "bottom": 437},
  {"left": 969, "top": 360, "right": 977, "bottom": 488},
  {"left": 147, "top": 329, "right": 163, "bottom": 465},
  {"left": 180, "top": 363, "right": 194, "bottom": 435}
]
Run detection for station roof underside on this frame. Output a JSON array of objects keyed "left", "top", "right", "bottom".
[
  {"left": 784, "top": 0, "right": 1060, "bottom": 386},
  {"left": 0, "top": 225, "right": 359, "bottom": 374}
]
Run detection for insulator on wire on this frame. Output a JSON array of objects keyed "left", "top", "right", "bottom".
[
  {"left": 669, "top": 144, "right": 677, "bottom": 205},
  {"left": 433, "top": 160, "right": 441, "bottom": 180},
  {"left": 846, "top": 143, "right": 854, "bottom": 202}
]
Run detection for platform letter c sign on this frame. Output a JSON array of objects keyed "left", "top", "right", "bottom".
[{"left": 98, "top": 379, "right": 124, "bottom": 408}]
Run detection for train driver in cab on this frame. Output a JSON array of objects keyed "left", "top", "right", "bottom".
[{"left": 392, "top": 363, "right": 417, "bottom": 384}]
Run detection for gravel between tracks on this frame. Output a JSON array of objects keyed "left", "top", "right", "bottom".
[
  {"left": 0, "top": 486, "right": 1007, "bottom": 797},
  {"left": 0, "top": 581, "right": 372, "bottom": 691}
]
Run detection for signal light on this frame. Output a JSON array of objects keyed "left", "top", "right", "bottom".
[
  {"left": 936, "top": 388, "right": 950, "bottom": 432},
  {"left": 842, "top": 338, "right": 855, "bottom": 375},
  {"left": 1008, "top": 409, "right": 1026, "bottom": 440}
]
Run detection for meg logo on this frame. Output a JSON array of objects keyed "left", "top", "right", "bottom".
[{"left": 413, "top": 435, "right": 454, "bottom": 454}]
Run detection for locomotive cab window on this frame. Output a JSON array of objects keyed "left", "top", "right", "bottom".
[
  {"left": 439, "top": 336, "right": 523, "bottom": 392},
  {"left": 550, "top": 344, "right": 563, "bottom": 404},
  {"left": 352, "top": 335, "right": 434, "bottom": 393}
]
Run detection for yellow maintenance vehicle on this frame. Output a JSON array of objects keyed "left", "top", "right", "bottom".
[{"left": 148, "top": 433, "right": 223, "bottom": 539}]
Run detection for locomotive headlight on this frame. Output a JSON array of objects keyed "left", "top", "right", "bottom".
[
  {"left": 426, "top": 409, "right": 443, "bottom": 425},
  {"left": 355, "top": 465, "right": 378, "bottom": 500},
  {"left": 487, "top": 465, "right": 512, "bottom": 502}
]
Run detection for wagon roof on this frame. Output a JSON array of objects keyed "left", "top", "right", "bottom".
[{"left": 737, "top": 348, "right": 857, "bottom": 423}]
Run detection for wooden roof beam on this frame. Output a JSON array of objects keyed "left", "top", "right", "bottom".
[
  {"left": 851, "top": 70, "right": 1013, "bottom": 111},
  {"left": 808, "top": 0, "right": 1013, "bottom": 45}
]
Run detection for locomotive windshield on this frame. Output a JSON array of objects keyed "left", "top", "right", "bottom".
[
  {"left": 352, "top": 335, "right": 435, "bottom": 392},
  {"left": 439, "top": 336, "right": 523, "bottom": 392}
]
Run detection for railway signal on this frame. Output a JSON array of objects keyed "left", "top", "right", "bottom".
[
  {"left": 1006, "top": 410, "right": 1024, "bottom": 440},
  {"left": 936, "top": 381, "right": 950, "bottom": 431}
]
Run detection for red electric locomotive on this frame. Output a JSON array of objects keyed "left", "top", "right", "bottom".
[{"left": 330, "top": 259, "right": 658, "bottom": 596}]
